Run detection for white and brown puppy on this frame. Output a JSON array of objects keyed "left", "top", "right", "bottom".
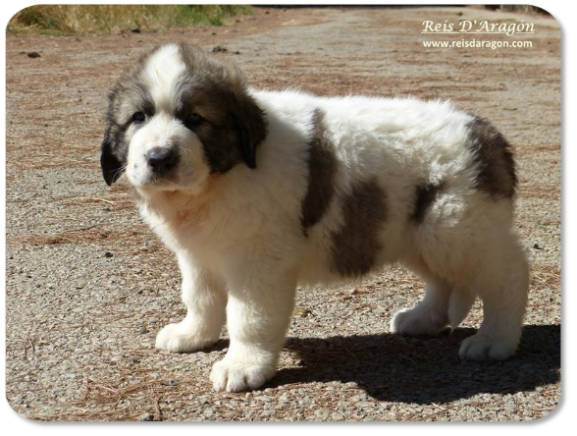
[{"left": 100, "top": 43, "right": 529, "bottom": 393}]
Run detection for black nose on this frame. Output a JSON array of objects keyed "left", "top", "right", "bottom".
[{"left": 146, "top": 147, "right": 178, "bottom": 174}]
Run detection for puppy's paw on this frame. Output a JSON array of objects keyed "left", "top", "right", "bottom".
[
  {"left": 155, "top": 322, "right": 218, "bottom": 353},
  {"left": 459, "top": 333, "right": 518, "bottom": 361},
  {"left": 210, "top": 358, "right": 276, "bottom": 393},
  {"left": 390, "top": 307, "right": 448, "bottom": 336}
]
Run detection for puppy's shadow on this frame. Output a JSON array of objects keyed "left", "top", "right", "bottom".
[{"left": 269, "top": 325, "right": 560, "bottom": 404}]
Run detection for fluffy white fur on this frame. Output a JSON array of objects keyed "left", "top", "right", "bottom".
[{"left": 106, "top": 44, "right": 529, "bottom": 392}]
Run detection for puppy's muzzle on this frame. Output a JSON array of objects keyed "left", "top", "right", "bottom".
[{"left": 146, "top": 147, "right": 179, "bottom": 175}]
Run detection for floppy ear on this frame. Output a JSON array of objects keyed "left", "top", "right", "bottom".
[
  {"left": 100, "top": 129, "right": 124, "bottom": 186},
  {"left": 231, "top": 94, "right": 267, "bottom": 169}
]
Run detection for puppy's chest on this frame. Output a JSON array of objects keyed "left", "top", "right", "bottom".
[{"left": 142, "top": 198, "right": 248, "bottom": 255}]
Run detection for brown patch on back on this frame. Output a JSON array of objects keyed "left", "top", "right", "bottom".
[
  {"left": 330, "top": 178, "right": 387, "bottom": 277},
  {"left": 411, "top": 181, "right": 445, "bottom": 224},
  {"left": 467, "top": 117, "right": 517, "bottom": 198},
  {"left": 300, "top": 109, "right": 338, "bottom": 236}
]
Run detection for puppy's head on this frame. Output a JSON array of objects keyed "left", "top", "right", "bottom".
[{"left": 100, "top": 43, "right": 267, "bottom": 193}]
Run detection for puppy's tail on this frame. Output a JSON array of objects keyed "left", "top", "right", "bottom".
[{"left": 448, "top": 289, "right": 476, "bottom": 330}]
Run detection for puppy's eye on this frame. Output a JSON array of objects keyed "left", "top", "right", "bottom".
[
  {"left": 132, "top": 112, "right": 146, "bottom": 124},
  {"left": 185, "top": 113, "right": 203, "bottom": 129}
]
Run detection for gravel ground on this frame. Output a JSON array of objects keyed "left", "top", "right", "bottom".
[{"left": 5, "top": 6, "right": 561, "bottom": 421}]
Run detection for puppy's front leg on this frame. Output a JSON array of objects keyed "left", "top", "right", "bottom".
[
  {"left": 210, "top": 269, "right": 297, "bottom": 392},
  {"left": 156, "top": 255, "right": 227, "bottom": 353}
]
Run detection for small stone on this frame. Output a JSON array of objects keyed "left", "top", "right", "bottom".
[
  {"left": 139, "top": 327, "right": 149, "bottom": 334},
  {"left": 212, "top": 45, "right": 228, "bottom": 53},
  {"left": 104, "top": 252, "right": 114, "bottom": 258},
  {"left": 130, "top": 27, "right": 141, "bottom": 33},
  {"left": 533, "top": 243, "right": 542, "bottom": 250},
  {"left": 139, "top": 413, "right": 154, "bottom": 421},
  {"left": 27, "top": 52, "right": 41, "bottom": 58},
  {"left": 293, "top": 306, "right": 311, "bottom": 317}
]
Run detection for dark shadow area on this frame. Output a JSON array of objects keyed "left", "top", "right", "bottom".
[
  {"left": 202, "top": 339, "right": 230, "bottom": 353},
  {"left": 269, "top": 325, "right": 560, "bottom": 404}
]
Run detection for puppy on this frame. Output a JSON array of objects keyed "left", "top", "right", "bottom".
[{"left": 100, "top": 43, "right": 529, "bottom": 392}]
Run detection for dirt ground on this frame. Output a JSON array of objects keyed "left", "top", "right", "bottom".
[{"left": 5, "top": 6, "right": 561, "bottom": 421}]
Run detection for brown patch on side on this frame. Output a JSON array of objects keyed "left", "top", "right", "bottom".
[
  {"left": 300, "top": 108, "right": 338, "bottom": 236},
  {"left": 411, "top": 181, "right": 445, "bottom": 224},
  {"left": 330, "top": 178, "right": 387, "bottom": 277},
  {"left": 467, "top": 117, "right": 517, "bottom": 198}
]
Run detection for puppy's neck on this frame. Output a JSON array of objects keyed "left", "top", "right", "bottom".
[{"left": 134, "top": 175, "right": 222, "bottom": 224}]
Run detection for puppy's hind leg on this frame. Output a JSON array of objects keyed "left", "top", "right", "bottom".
[
  {"left": 459, "top": 233, "right": 529, "bottom": 361},
  {"left": 391, "top": 278, "right": 452, "bottom": 336},
  {"left": 391, "top": 261, "right": 453, "bottom": 336},
  {"left": 156, "top": 255, "right": 227, "bottom": 353}
]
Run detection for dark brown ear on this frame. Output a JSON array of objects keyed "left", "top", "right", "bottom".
[
  {"left": 231, "top": 93, "right": 267, "bottom": 169},
  {"left": 100, "top": 129, "right": 124, "bottom": 186}
]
